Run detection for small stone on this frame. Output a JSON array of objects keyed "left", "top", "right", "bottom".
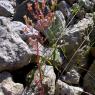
[
  {"left": 61, "top": 69, "right": 80, "bottom": 85},
  {"left": 55, "top": 80, "right": 83, "bottom": 95}
]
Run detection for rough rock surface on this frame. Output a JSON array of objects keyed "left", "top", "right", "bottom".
[
  {"left": 0, "top": 0, "right": 16, "bottom": 7},
  {"left": 0, "top": 26, "right": 32, "bottom": 71},
  {"left": 7, "top": 21, "right": 39, "bottom": 38},
  {"left": 27, "top": 65, "right": 56, "bottom": 95},
  {"left": 61, "top": 69, "right": 80, "bottom": 85},
  {"left": 60, "top": 15, "right": 94, "bottom": 70},
  {"left": 55, "top": 80, "right": 83, "bottom": 95},
  {"left": 0, "top": 72, "right": 24, "bottom": 95},
  {"left": 0, "top": 1, "right": 14, "bottom": 17}
]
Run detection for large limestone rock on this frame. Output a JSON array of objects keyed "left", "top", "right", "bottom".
[
  {"left": 55, "top": 80, "right": 83, "bottom": 95},
  {"left": 0, "top": 1, "right": 14, "bottom": 17},
  {"left": 7, "top": 21, "right": 39, "bottom": 38},
  {"left": 0, "top": 26, "right": 32, "bottom": 71},
  {"left": 83, "top": 61, "right": 95, "bottom": 94},
  {"left": 0, "top": 72, "right": 12, "bottom": 82},
  {"left": 26, "top": 65, "right": 56, "bottom": 95},
  {"left": 0, "top": 72, "right": 24, "bottom": 95},
  {"left": 0, "top": 90, "right": 4, "bottom": 95},
  {"left": 7, "top": 21, "right": 62, "bottom": 61}
]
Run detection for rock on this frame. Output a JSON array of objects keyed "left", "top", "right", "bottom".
[
  {"left": 0, "top": 0, "right": 16, "bottom": 3},
  {"left": 44, "top": 11, "right": 66, "bottom": 46},
  {"left": 71, "top": 3, "right": 85, "bottom": 20},
  {"left": 44, "top": 48, "right": 62, "bottom": 64},
  {"left": 0, "top": 86, "right": 4, "bottom": 95},
  {"left": 60, "top": 15, "right": 94, "bottom": 70},
  {"left": 55, "top": 80, "right": 83, "bottom": 95},
  {"left": 0, "top": 72, "right": 24, "bottom": 95},
  {"left": 0, "top": 16, "right": 11, "bottom": 26},
  {"left": 41, "top": 65, "right": 56, "bottom": 95},
  {"left": 7, "top": 21, "right": 46, "bottom": 57},
  {"left": 58, "top": 1, "right": 72, "bottom": 22},
  {"left": 26, "top": 65, "right": 56, "bottom": 95},
  {"left": 29, "top": 41, "right": 45, "bottom": 56},
  {"left": 60, "top": 69, "right": 80, "bottom": 85},
  {"left": 2, "top": 79, "right": 24, "bottom": 95},
  {"left": 78, "top": 0, "right": 94, "bottom": 12},
  {"left": 0, "top": 26, "right": 32, "bottom": 71},
  {"left": 92, "top": 0, "right": 95, "bottom": 4},
  {"left": 0, "top": 0, "right": 16, "bottom": 8},
  {"left": 83, "top": 61, "right": 95, "bottom": 94},
  {"left": 0, "top": 1, "right": 14, "bottom": 17},
  {"left": 7, "top": 21, "right": 62, "bottom": 60},
  {"left": 32, "top": 47, "right": 63, "bottom": 68},
  {"left": 9, "top": 0, "right": 16, "bottom": 7},
  {"left": 7, "top": 21, "right": 39, "bottom": 38}
]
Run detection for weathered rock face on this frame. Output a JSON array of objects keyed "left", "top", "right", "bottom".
[
  {"left": 0, "top": 16, "right": 11, "bottom": 26},
  {"left": 6, "top": 21, "right": 40, "bottom": 43},
  {"left": 0, "top": 0, "right": 16, "bottom": 8},
  {"left": 0, "top": 1, "right": 14, "bottom": 17},
  {"left": 0, "top": 26, "right": 32, "bottom": 71},
  {"left": 58, "top": 1, "right": 72, "bottom": 22},
  {"left": 0, "top": 72, "right": 24, "bottom": 95},
  {"left": 55, "top": 80, "right": 83, "bottom": 95},
  {"left": 0, "top": 0, "right": 94, "bottom": 95},
  {"left": 60, "top": 69, "right": 80, "bottom": 85},
  {"left": 43, "top": 48, "right": 62, "bottom": 64},
  {"left": 83, "top": 61, "right": 95, "bottom": 94},
  {"left": 44, "top": 11, "right": 66, "bottom": 46},
  {"left": 41, "top": 65, "right": 56, "bottom": 95},
  {"left": 71, "top": 3, "right": 86, "bottom": 20},
  {"left": 26, "top": 65, "right": 56, "bottom": 95},
  {"left": 78, "top": 0, "right": 95, "bottom": 12},
  {"left": 60, "top": 14, "right": 94, "bottom": 70}
]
